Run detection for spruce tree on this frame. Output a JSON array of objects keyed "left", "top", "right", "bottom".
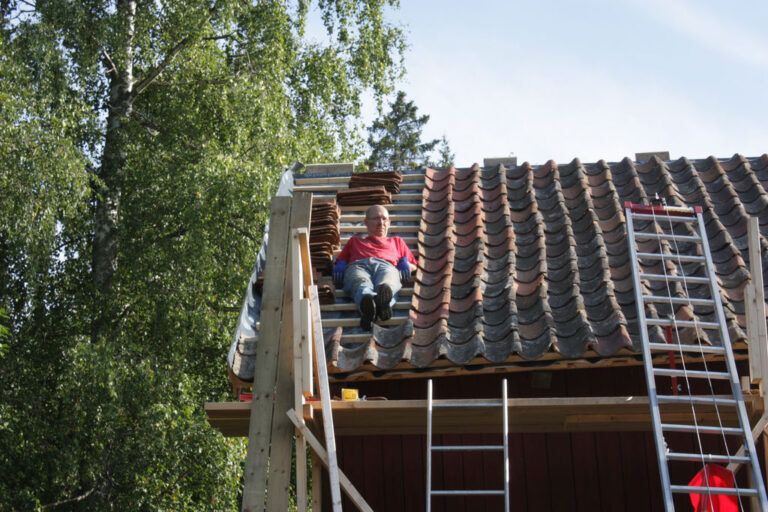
[{"left": 366, "top": 91, "right": 446, "bottom": 171}]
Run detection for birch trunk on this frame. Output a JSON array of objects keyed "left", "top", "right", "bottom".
[{"left": 91, "top": 0, "right": 136, "bottom": 342}]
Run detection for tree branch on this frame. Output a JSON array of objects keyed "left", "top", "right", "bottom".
[
  {"left": 101, "top": 50, "right": 118, "bottom": 77},
  {"left": 41, "top": 487, "right": 96, "bottom": 509},
  {"left": 131, "top": 36, "right": 194, "bottom": 96},
  {"left": 226, "top": 221, "right": 258, "bottom": 244},
  {"left": 131, "top": 4, "right": 221, "bottom": 97},
  {"left": 149, "top": 77, "right": 234, "bottom": 87}
]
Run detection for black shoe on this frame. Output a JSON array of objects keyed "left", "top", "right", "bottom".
[
  {"left": 375, "top": 284, "right": 393, "bottom": 321},
  {"left": 360, "top": 295, "right": 376, "bottom": 330}
]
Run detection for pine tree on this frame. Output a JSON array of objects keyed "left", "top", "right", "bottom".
[{"left": 365, "top": 91, "right": 443, "bottom": 171}]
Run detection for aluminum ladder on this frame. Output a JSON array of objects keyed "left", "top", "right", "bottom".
[
  {"left": 625, "top": 200, "right": 768, "bottom": 510},
  {"left": 426, "top": 379, "right": 510, "bottom": 512}
]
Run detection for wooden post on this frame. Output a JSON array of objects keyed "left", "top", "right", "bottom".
[
  {"left": 241, "top": 197, "right": 292, "bottom": 512},
  {"left": 311, "top": 451, "right": 323, "bottom": 511},
  {"left": 287, "top": 409, "right": 374, "bottom": 512},
  {"left": 292, "top": 230, "right": 308, "bottom": 512},
  {"left": 310, "top": 285, "right": 343, "bottom": 511},
  {"left": 265, "top": 193, "right": 312, "bottom": 512},
  {"left": 747, "top": 216, "right": 768, "bottom": 388}
]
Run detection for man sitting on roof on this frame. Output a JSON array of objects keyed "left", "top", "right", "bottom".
[{"left": 333, "top": 204, "right": 417, "bottom": 330}]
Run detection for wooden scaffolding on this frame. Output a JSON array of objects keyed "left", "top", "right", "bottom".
[{"left": 206, "top": 192, "right": 768, "bottom": 512}]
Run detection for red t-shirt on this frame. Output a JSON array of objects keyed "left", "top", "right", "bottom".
[{"left": 337, "top": 236, "right": 417, "bottom": 267}]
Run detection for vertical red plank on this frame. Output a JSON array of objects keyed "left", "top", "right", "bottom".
[
  {"left": 620, "top": 431, "right": 652, "bottom": 512},
  {"left": 544, "top": 370, "right": 577, "bottom": 511},
  {"left": 402, "top": 434, "right": 425, "bottom": 512},
  {"left": 339, "top": 435, "right": 365, "bottom": 511},
  {"left": 643, "top": 431, "right": 664, "bottom": 511},
  {"left": 566, "top": 370, "right": 602, "bottom": 511},
  {"left": 589, "top": 369, "right": 627, "bottom": 511},
  {"left": 440, "top": 433, "right": 466, "bottom": 512},
  {"left": 461, "top": 433, "right": 491, "bottom": 510},
  {"left": 522, "top": 432, "right": 550, "bottom": 511},
  {"left": 381, "top": 435, "right": 406, "bottom": 512},
  {"left": 362, "top": 435, "right": 385, "bottom": 509},
  {"left": 547, "top": 432, "right": 576, "bottom": 510},
  {"left": 508, "top": 431, "right": 528, "bottom": 511}
]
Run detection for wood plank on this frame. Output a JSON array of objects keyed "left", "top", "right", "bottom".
[
  {"left": 326, "top": 347, "right": 751, "bottom": 382},
  {"left": 381, "top": 436, "right": 406, "bottom": 512},
  {"left": 341, "top": 203, "right": 422, "bottom": 212},
  {"left": 294, "top": 173, "right": 425, "bottom": 186},
  {"left": 265, "top": 192, "right": 311, "bottom": 512},
  {"left": 321, "top": 301, "right": 411, "bottom": 312},
  {"left": 342, "top": 225, "right": 419, "bottom": 233},
  {"left": 241, "top": 196, "right": 292, "bottom": 512},
  {"left": 286, "top": 409, "right": 373, "bottom": 512},
  {"left": 311, "top": 451, "right": 323, "bottom": 512},
  {"left": 300, "top": 299, "right": 313, "bottom": 398},
  {"left": 295, "top": 182, "right": 425, "bottom": 193},
  {"left": 341, "top": 213, "right": 421, "bottom": 223},
  {"left": 747, "top": 216, "right": 768, "bottom": 386},
  {"left": 209, "top": 393, "right": 764, "bottom": 438},
  {"left": 335, "top": 287, "right": 413, "bottom": 299},
  {"left": 310, "top": 286, "right": 343, "bottom": 510},
  {"left": 322, "top": 316, "right": 408, "bottom": 328}
]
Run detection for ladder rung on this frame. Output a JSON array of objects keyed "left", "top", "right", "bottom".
[
  {"left": 646, "top": 318, "right": 720, "bottom": 329},
  {"left": 631, "top": 213, "right": 698, "bottom": 223},
  {"left": 640, "top": 273, "right": 711, "bottom": 284},
  {"left": 667, "top": 452, "right": 751, "bottom": 464},
  {"left": 634, "top": 232, "right": 702, "bottom": 243},
  {"left": 431, "top": 490, "right": 506, "bottom": 496},
  {"left": 657, "top": 395, "right": 737, "bottom": 407},
  {"left": 431, "top": 445, "right": 504, "bottom": 452},
  {"left": 661, "top": 423, "right": 744, "bottom": 435},
  {"left": 642, "top": 295, "right": 714, "bottom": 306},
  {"left": 670, "top": 485, "right": 758, "bottom": 497},
  {"left": 636, "top": 252, "right": 705, "bottom": 262},
  {"left": 432, "top": 401, "right": 504, "bottom": 408},
  {"left": 652, "top": 368, "right": 730, "bottom": 380},
  {"left": 648, "top": 342, "right": 725, "bottom": 354}
]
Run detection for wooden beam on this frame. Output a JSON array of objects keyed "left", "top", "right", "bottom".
[
  {"left": 241, "top": 196, "right": 292, "bottom": 512},
  {"left": 207, "top": 392, "right": 764, "bottom": 438},
  {"left": 311, "top": 451, "right": 322, "bottom": 512},
  {"left": 265, "top": 192, "right": 312, "bottom": 512},
  {"left": 287, "top": 409, "right": 373, "bottom": 512},
  {"left": 310, "top": 286, "right": 343, "bottom": 510},
  {"left": 747, "top": 216, "right": 768, "bottom": 387}
]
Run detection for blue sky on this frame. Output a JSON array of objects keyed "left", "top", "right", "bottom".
[{"left": 377, "top": 0, "right": 768, "bottom": 167}]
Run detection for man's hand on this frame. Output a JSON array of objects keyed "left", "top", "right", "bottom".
[
  {"left": 333, "top": 260, "right": 348, "bottom": 287},
  {"left": 397, "top": 257, "right": 411, "bottom": 282}
]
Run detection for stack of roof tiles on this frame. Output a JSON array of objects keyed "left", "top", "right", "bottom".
[
  {"left": 309, "top": 198, "right": 340, "bottom": 276},
  {"left": 322, "top": 154, "right": 768, "bottom": 373},
  {"left": 349, "top": 170, "right": 402, "bottom": 194},
  {"left": 336, "top": 185, "right": 391, "bottom": 206}
]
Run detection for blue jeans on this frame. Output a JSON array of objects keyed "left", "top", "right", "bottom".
[{"left": 343, "top": 258, "right": 401, "bottom": 309}]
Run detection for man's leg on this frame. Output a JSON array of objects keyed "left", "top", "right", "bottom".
[
  {"left": 369, "top": 259, "right": 402, "bottom": 320},
  {"left": 343, "top": 260, "right": 377, "bottom": 330}
]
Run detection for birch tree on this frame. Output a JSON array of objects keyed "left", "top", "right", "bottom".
[{"left": 0, "top": 1, "right": 404, "bottom": 509}]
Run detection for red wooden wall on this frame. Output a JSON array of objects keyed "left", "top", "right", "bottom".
[{"left": 321, "top": 364, "right": 762, "bottom": 511}]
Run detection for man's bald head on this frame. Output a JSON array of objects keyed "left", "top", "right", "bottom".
[{"left": 364, "top": 205, "right": 390, "bottom": 237}]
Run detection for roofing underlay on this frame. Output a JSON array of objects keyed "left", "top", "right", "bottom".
[{"left": 295, "top": 154, "right": 768, "bottom": 377}]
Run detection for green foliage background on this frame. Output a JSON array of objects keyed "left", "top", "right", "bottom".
[{"left": 0, "top": 1, "right": 403, "bottom": 509}]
